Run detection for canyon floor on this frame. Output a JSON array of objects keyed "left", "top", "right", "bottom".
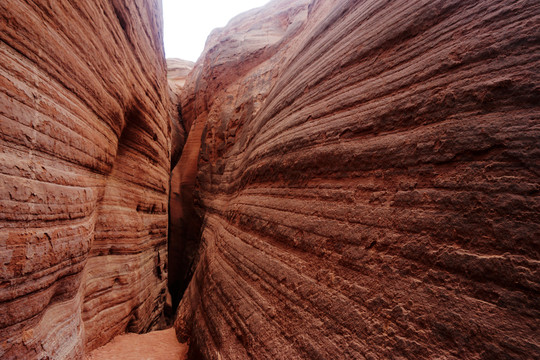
[{"left": 85, "top": 328, "right": 188, "bottom": 360}]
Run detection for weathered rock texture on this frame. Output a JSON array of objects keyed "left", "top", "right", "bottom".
[
  {"left": 0, "top": 0, "right": 171, "bottom": 358},
  {"left": 168, "top": 58, "right": 194, "bottom": 169},
  {"left": 167, "top": 59, "right": 195, "bottom": 95},
  {"left": 175, "top": 0, "right": 540, "bottom": 358}
]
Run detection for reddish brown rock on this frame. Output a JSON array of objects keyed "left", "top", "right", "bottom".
[
  {"left": 167, "top": 58, "right": 199, "bottom": 311},
  {"left": 167, "top": 58, "right": 194, "bottom": 169},
  {"left": 0, "top": 0, "right": 172, "bottom": 358},
  {"left": 175, "top": 0, "right": 540, "bottom": 359},
  {"left": 168, "top": 115, "right": 206, "bottom": 312},
  {"left": 167, "top": 59, "right": 195, "bottom": 95}
]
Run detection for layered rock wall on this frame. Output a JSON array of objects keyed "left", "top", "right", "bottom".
[
  {"left": 175, "top": 0, "right": 540, "bottom": 358},
  {"left": 0, "top": 0, "right": 171, "bottom": 357},
  {"left": 167, "top": 58, "right": 194, "bottom": 169}
]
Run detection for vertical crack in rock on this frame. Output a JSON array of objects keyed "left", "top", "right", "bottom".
[
  {"left": 173, "top": 0, "right": 540, "bottom": 359},
  {"left": 166, "top": 59, "right": 202, "bottom": 313}
]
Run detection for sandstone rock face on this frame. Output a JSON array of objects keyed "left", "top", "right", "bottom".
[
  {"left": 175, "top": 0, "right": 540, "bottom": 359},
  {"left": 167, "top": 59, "right": 195, "bottom": 94},
  {"left": 167, "top": 58, "right": 194, "bottom": 170},
  {"left": 0, "top": 0, "right": 171, "bottom": 358}
]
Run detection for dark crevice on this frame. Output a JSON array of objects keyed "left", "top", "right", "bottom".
[
  {"left": 167, "top": 177, "right": 204, "bottom": 312},
  {"left": 167, "top": 98, "right": 205, "bottom": 318},
  {"left": 112, "top": 3, "right": 128, "bottom": 33}
]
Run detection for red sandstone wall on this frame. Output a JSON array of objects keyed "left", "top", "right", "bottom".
[
  {"left": 175, "top": 0, "right": 540, "bottom": 358},
  {"left": 0, "top": 0, "right": 172, "bottom": 357}
]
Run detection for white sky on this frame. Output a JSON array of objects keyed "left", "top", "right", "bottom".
[{"left": 162, "top": 0, "right": 270, "bottom": 62}]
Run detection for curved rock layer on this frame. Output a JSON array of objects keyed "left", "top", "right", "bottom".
[
  {"left": 0, "top": 0, "right": 171, "bottom": 358},
  {"left": 175, "top": 0, "right": 540, "bottom": 358},
  {"left": 167, "top": 59, "right": 195, "bottom": 95},
  {"left": 167, "top": 58, "right": 199, "bottom": 311}
]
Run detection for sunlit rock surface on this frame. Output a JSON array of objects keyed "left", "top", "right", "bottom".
[
  {"left": 175, "top": 0, "right": 540, "bottom": 358},
  {"left": 0, "top": 0, "right": 171, "bottom": 357}
]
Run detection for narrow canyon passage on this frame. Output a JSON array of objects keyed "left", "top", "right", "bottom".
[{"left": 1, "top": 0, "right": 539, "bottom": 359}]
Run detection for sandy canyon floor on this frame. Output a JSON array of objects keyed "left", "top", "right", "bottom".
[{"left": 86, "top": 328, "right": 188, "bottom": 360}]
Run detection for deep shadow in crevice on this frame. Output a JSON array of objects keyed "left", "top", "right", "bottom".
[
  {"left": 167, "top": 102, "right": 207, "bottom": 317},
  {"left": 167, "top": 187, "right": 203, "bottom": 312}
]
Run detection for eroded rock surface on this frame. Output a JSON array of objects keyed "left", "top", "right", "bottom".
[
  {"left": 1, "top": 0, "right": 171, "bottom": 357},
  {"left": 175, "top": 0, "right": 540, "bottom": 358},
  {"left": 167, "top": 59, "right": 195, "bottom": 95},
  {"left": 167, "top": 58, "right": 194, "bottom": 170}
]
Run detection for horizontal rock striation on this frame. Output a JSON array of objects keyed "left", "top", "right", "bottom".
[
  {"left": 175, "top": 0, "right": 540, "bottom": 358},
  {"left": 167, "top": 59, "right": 195, "bottom": 94},
  {"left": 0, "top": 0, "right": 171, "bottom": 358}
]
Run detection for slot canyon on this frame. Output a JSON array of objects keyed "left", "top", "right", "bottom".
[{"left": 1, "top": 0, "right": 539, "bottom": 359}]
